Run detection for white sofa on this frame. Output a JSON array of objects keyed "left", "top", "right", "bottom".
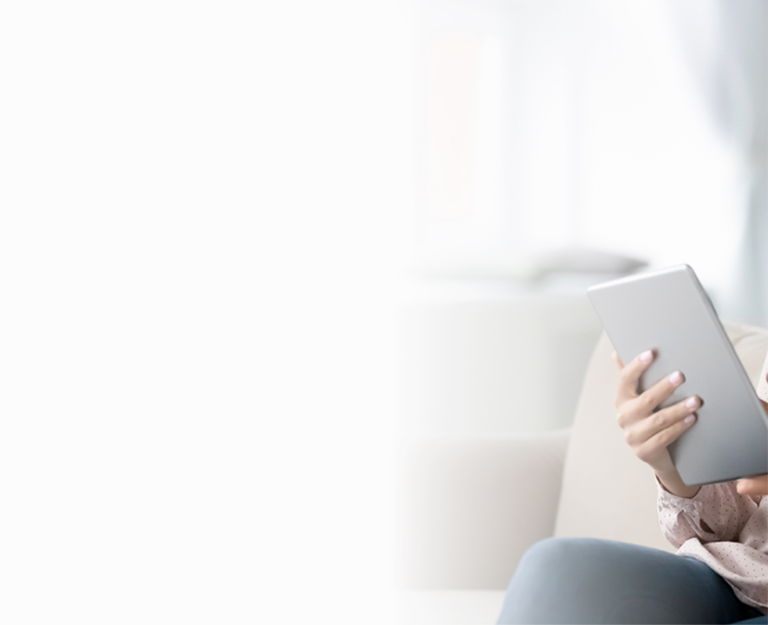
[{"left": 398, "top": 321, "right": 768, "bottom": 624}]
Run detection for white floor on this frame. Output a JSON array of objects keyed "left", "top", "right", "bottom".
[{"left": 398, "top": 590, "right": 506, "bottom": 625}]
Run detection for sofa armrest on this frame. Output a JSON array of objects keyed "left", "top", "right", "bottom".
[{"left": 398, "top": 427, "right": 570, "bottom": 590}]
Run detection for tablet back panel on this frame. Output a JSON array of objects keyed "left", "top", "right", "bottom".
[{"left": 587, "top": 265, "right": 768, "bottom": 486}]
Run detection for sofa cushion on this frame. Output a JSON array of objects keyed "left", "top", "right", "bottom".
[
  {"left": 554, "top": 321, "right": 768, "bottom": 551},
  {"left": 400, "top": 430, "right": 570, "bottom": 590}
]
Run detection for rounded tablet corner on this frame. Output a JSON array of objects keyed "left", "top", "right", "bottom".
[
  {"left": 679, "top": 474, "right": 697, "bottom": 488},
  {"left": 677, "top": 467, "right": 708, "bottom": 488},
  {"left": 667, "top": 263, "right": 695, "bottom": 278},
  {"left": 673, "top": 465, "right": 692, "bottom": 487}
]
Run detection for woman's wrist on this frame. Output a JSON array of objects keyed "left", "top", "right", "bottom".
[{"left": 655, "top": 468, "right": 701, "bottom": 499}]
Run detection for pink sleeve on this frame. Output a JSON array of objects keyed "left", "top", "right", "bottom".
[
  {"left": 757, "top": 350, "right": 768, "bottom": 403},
  {"left": 656, "top": 476, "right": 759, "bottom": 549}
]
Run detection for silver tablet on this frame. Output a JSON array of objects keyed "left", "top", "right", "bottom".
[{"left": 587, "top": 264, "right": 768, "bottom": 486}]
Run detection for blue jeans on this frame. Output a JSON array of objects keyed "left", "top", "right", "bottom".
[{"left": 497, "top": 537, "right": 767, "bottom": 624}]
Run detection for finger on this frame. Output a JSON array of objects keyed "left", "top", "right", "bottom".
[
  {"left": 632, "top": 369, "right": 688, "bottom": 417},
  {"left": 736, "top": 475, "right": 768, "bottom": 497},
  {"left": 635, "top": 410, "right": 697, "bottom": 460},
  {"left": 627, "top": 395, "right": 700, "bottom": 445},
  {"left": 611, "top": 351, "right": 624, "bottom": 371},
  {"left": 616, "top": 350, "right": 655, "bottom": 404}
]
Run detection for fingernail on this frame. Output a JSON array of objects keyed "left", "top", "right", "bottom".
[
  {"left": 669, "top": 371, "right": 683, "bottom": 384},
  {"left": 685, "top": 396, "right": 697, "bottom": 408},
  {"left": 640, "top": 350, "right": 653, "bottom": 362},
  {"left": 684, "top": 415, "right": 695, "bottom": 424}
]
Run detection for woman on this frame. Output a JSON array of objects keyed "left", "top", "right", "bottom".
[{"left": 496, "top": 349, "right": 768, "bottom": 624}]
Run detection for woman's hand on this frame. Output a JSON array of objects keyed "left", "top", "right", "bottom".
[
  {"left": 612, "top": 349, "right": 701, "bottom": 497},
  {"left": 736, "top": 475, "right": 768, "bottom": 497},
  {"left": 736, "top": 378, "right": 768, "bottom": 497}
]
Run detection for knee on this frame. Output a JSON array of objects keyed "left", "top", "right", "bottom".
[
  {"left": 522, "top": 538, "right": 702, "bottom": 588},
  {"left": 519, "top": 537, "right": 597, "bottom": 569},
  {"left": 500, "top": 538, "right": 606, "bottom": 613},
  {"left": 499, "top": 539, "right": 687, "bottom": 624},
  {"left": 513, "top": 537, "right": 614, "bottom": 587}
]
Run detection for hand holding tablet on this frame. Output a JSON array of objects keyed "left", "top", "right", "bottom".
[
  {"left": 610, "top": 347, "right": 703, "bottom": 498},
  {"left": 588, "top": 265, "right": 768, "bottom": 487}
]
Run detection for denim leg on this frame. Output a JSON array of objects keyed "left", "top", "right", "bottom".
[{"left": 496, "top": 537, "right": 763, "bottom": 624}]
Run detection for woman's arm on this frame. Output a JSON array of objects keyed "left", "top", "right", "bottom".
[
  {"left": 613, "top": 354, "right": 767, "bottom": 547},
  {"left": 613, "top": 356, "right": 768, "bottom": 499}
]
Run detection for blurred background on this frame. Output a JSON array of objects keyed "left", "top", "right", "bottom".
[
  {"left": 0, "top": 0, "right": 765, "bottom": 623},
  {"left": 401, "top": 0, "right": 768, "bottom": 438},
  {"left": 397, "top": 3, "right": 767, "bottom": 621}
]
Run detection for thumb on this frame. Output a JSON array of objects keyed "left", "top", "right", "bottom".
[{"left": 736, "top": 475, "right": 768, "bottom": 497}]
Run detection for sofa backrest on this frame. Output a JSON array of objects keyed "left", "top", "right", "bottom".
[{"left": 554, "top": 321, "right": 768, "bottom": 551}]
